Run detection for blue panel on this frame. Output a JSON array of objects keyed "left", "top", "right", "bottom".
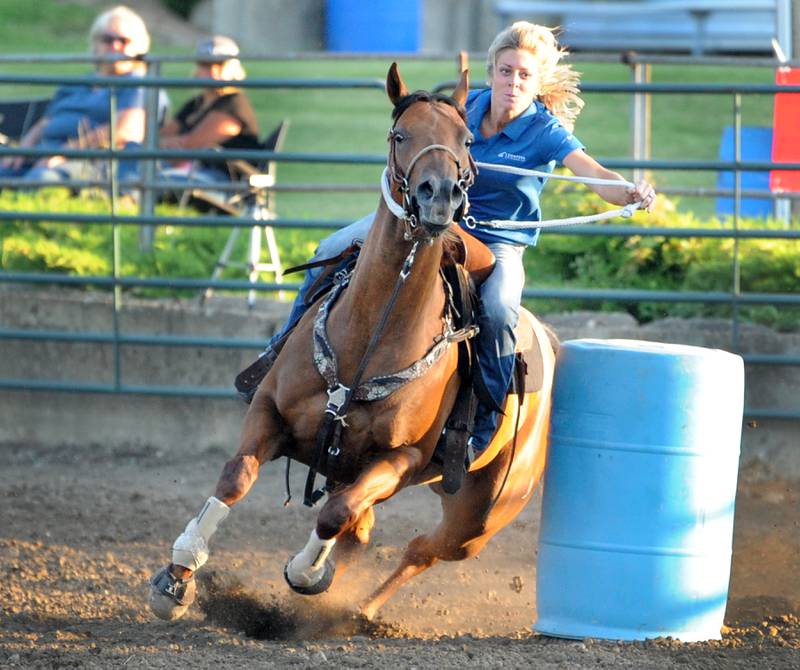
[
  {"left": 534, "top": 339, "right": 744, "bottom": 642},
  {"left": 716, "top": 126, "right": 773, "bottom": 218},
  {"left": 326, "top": 0, "right": 420, "bottom": 53}
]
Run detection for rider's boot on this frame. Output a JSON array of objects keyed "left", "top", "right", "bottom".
[
  {"left": 234, "top": 329, "right": 293, "bottom": 403},
  {"left": 467, "top": 400, "right": 500, "bottom": 461}
]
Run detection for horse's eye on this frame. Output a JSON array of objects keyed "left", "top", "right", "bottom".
[
  {"left": 394, "top": 133, "right": 405, "bottom": 144},
  {"left": 465, "top": 136, "right": 473, "bottom": 147}
]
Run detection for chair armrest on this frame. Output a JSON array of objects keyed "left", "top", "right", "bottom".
[{"left": 226, "top": 158, "right": 260, "bottom": 177}]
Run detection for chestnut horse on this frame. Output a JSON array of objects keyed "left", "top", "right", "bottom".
[{"left": 149, "top": 63, "right": 556, "bottom": 622}]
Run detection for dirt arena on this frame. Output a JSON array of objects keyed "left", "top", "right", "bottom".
[{"left": 1, "top": 437, "right": 798, "bottom": 669}]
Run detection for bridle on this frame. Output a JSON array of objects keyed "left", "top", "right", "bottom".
[{"left": 385, "top": 108, "right": 477, "bottom": 241}]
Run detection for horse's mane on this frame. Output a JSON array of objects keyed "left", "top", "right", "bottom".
[
  {"left": 391, "top": 90, "right": 468, "bottom": 124},
  {"left": 441, "top": 228, "right": 466, "bottom": 266}
]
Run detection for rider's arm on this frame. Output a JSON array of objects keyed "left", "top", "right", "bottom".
[{"left": 563, "top": 148, "right": 656, "bottom": 212}]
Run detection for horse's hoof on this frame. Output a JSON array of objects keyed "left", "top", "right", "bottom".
[
  {"left": 148, "top": 566, "right": 196, "bottom": 621},
  {"left": 359, "top": 603, "right": 377, "bottom": 621},
  {"left": 283, "top": 557, "right": 335, "bottom": 596}
]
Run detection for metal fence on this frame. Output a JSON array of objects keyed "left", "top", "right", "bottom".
[{"left": 0, "top": 54, "right": 798, "bottom": 419}]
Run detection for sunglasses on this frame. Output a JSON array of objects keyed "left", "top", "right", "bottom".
[{"left": 96, "top": 33, "right": 131, "bottom": 47}]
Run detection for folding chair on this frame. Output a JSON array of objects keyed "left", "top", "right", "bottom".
[
  {"left": 0, "top": 97, "right": 50, "bottom": 145},
  {"left": 193, "top": 119, "right": 290, "bottom": 307}
]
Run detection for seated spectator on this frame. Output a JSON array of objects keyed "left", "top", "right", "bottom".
[
  {"left": 0, "top": 5, "right": 150, "bottom": 185},
  {"left": 158, "top": 35, "right": 261, "bottom": 196}
]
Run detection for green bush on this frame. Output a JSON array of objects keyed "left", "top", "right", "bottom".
[
  {"left": 0, "top": 188, "right": 321, "bottom": 298},
  {"left": 524, "top": 180, "right": 800, "bottom": 330},
  {"left": 1, "top": 187, "right": 798, "bottom": 330}
]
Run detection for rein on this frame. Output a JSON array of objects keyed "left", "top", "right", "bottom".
[{"left": 468, "top": 161, "right": 643, "bottom": 230}]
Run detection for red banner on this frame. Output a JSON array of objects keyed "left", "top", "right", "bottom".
[{"left": 770, "top": 67, "right": 800, "bottom": 193}]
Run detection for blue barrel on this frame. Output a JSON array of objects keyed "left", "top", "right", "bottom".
[
  {"left": 326, "top": 0, "right": 420, "bottom": 53},
  {"left": 534, "top": 339, "right": 744, "bottom": 642}
]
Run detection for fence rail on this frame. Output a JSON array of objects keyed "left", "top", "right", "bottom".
[{"left": 0, "top": 58, "right": 798, "bottom": 420}]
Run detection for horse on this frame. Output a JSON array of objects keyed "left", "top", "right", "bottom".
[{"left": 148, "top": 62, "right": 557, "bottom": 623}]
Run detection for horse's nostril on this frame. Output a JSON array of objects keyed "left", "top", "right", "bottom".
[
  {"left": 451, "top": 182, "right": 462, "bottom": 200},
  {"left": 417, "top": 181, "right": 434, "bottom": 201}
]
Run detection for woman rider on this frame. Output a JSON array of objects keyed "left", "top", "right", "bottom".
[{"left": 237, "top": 21, "right": 657, "bottom": 454}]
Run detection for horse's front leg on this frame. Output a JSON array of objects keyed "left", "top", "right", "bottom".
[
  {"left": 284, "top": 446, "right": 423, "bottom": 596},
  {"left": 149, "top": 391, "right": 286, "bottom": 620}
]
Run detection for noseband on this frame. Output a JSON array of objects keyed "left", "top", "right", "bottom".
[{"left": 386, "top": 115, "right": 476, "bottom": 240}]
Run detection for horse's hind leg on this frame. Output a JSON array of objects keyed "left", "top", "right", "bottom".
[
  {"left": 149, "top": 390, "right": 288, "bottom": 620},
  {"left": 360, "top": 438, "right": 545, "bottom": 620}
]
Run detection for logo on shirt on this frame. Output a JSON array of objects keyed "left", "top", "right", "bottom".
[{"left": 498, "top": 151, "right": 526, "bottom": 162}]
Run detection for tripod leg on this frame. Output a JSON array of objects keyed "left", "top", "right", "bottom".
[
  {"left": 203, "top": 227, "right": 242, "bottom": 304},
  {"left": 263, "top": 225, "right": 284, "bottom": 300},
  {"left": 247, "top": 224, "right": 263, "bottom": 308}
]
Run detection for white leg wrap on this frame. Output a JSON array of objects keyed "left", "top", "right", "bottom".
[
  {"left": 172, "top": 496, "right": 230, "bottom": 571},
  {"left": 286, "top": 530, "right": 336, "bottom": 587}
]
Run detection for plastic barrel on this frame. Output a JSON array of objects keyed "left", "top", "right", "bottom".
[
  {"left": 326, "top": 0, "right": 420, "bottom": 53},
  {"left": 534, "top": 339, "right": 744, "bottom": 642}
]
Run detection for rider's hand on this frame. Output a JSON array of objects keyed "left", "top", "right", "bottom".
[{"left": 626, "top": 180, "right": 656, "bottom": 212}]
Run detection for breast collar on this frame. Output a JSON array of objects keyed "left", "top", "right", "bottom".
[{"left": 312, "top": 269, "right": 456, "bottom": 407}]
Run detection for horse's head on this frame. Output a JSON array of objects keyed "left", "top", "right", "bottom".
[{"left": 385, "top": 62, "right": 475, "bottom": 238}]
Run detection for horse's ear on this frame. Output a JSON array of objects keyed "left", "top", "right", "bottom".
[
  {"left": 452, "top": 69, "right": 469, "bottom": 107},
  {"left": 387, "top": 62, "right": 408, "bottom": 106}
]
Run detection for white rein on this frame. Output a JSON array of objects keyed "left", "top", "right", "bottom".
[
  {"left": 470, "top": 161, "right": 642, "bottom": 230},
  {"left": 380, "top": 162, "right": 644, "bottom": 232}
]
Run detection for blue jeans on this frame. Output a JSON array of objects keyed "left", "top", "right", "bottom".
[
  {"left": 157, "top": 164, "right": 232, "bottom": 204},
  {"left": 0, "top": 160, "right": 98, "bottom": 183},
  {"left": 268, "top": 214, "right": 526, "bottom": 451},
  {"left": 470, "top": 241, "right": 525, "bottom": 449},
  {"left": 0, "top": 141, "right": 141, "bottom": 187}
]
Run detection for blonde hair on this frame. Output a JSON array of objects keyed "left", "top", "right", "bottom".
[
  {"left": 89, "top": 5, "right": 151, "bottom": 56},
  {"left": 486, "top": 21, "right": 584, "bottom": 130}
]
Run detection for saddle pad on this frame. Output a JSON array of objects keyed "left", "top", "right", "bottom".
[{"left": 514, "top": 308, "right": 545, "bottom": 394}]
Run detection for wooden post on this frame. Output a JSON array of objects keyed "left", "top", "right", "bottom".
[
  {"left": 626, "top": 55, "right": 651, "bottom": 185},
  {"left": 458, "top": 50, "right": 469, "bottom": 74}
]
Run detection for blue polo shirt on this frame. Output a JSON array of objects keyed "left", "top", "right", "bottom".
[
  {"left": 461, "top": 88, "right": 584, "bottom": 246},
  {"left": 39, "top": 72, "right": 146, "bottom": 148}
]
